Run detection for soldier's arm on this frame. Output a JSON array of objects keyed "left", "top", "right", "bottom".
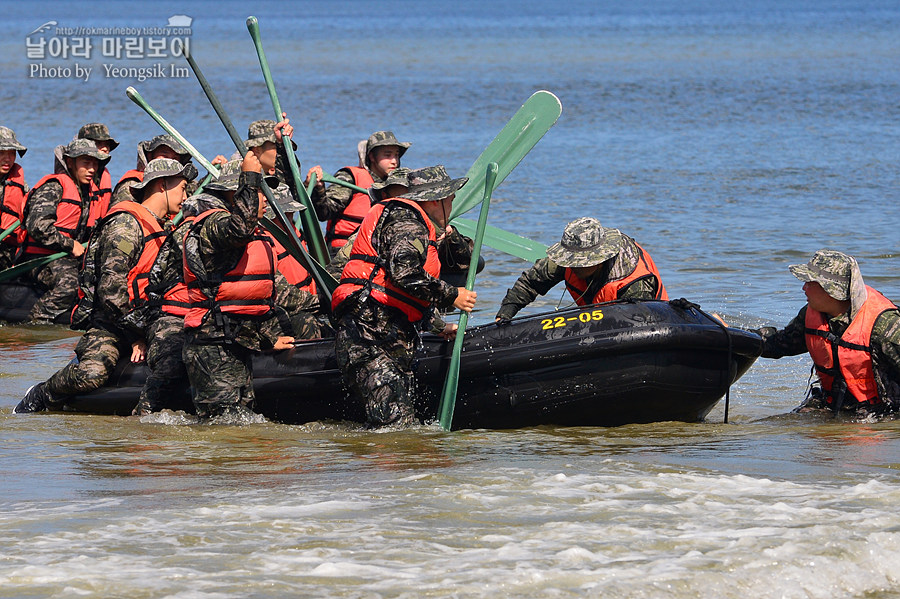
[
  {"left": 759, "top": 306, "right": 809, "bottom": 358},
  {"left": 618, "top": 276, "right": 659, "bottom": 301},
  {"left": 439, "top": 225, "right": 475, "bottom": 271},
  {"left": 310, "top": 168, "right": 355, "bottom": 221},
  {"left": 206, "top": 171, "right": 262, "bottom": 251},
  {"left": 871, "top": 309, "right": 900, "bottom": 389},
  {"left": 23, "top": 180, "right": 75, "bottom": 253},
  {"left": 95, "top": 214, "right": 144, "bottom": 336},
  {"left": 380, "top": 213, "right": 458, "bottom": 310},
  {"left": 495, "top": 258, "right": 565, "bottom": 320}
]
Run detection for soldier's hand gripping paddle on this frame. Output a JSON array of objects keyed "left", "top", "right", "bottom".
[
  {"left": 246, "top": 16, "right": 330, "bottom": 267},
  {"left": 182, "top": 44, "right": 338, "bottom": 301},
  {"left": 438, "top": 162, "right": 498, "bottom": 431}
]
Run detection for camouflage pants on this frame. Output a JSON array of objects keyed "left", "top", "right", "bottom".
[
  {"left": 334, "top": 311, "right": 418, "bottom": 427},
  {"left": 183, "top": 341, "right": 255, "bottom": 418},
  {"left": 46, "top": 327, "right": 123, "bottom": 399},
  {"left": 0, "top": 244, "right": 15, "bottom": 271},
  {"left": 26, "top": 254, "right": 79, "bottom": 323},
  {"left": 136, "top": 315, "right": 188, "bottom": 414}
]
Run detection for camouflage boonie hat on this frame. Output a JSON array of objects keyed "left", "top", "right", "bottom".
[
  {"left": 0, "top": 126, "right": 27, "bottom": 156},
  {"left": 401, "top": 165, "right": 467, "bottom": 203},
  {"left": 267, "top": 180, "right": 306, "bottom": 215},
  {"left": 371, "top": 167, "right": 411, "bottom": 191},
  {"left": 130, "top": 158, "right": 198, "bottom": 198},
  {"left": 62, "top": 138, "right": 111, "bottom": 164},
  {"left": 77, "top": 122, "right": 119, "bottom": 150},
  {"left": 789, "top": 250, "right": 856, "bottom": 301},
  {"left": 143, "top": 134, "right": 189, "bottom": 159},
  {"left": 244, "top": 119, "right": 297, "bottom": 151},
  {"left": 364, "top": 131, "right": 410, "bottom": 165},
  {"left": 205, "top": 158, "right": 280, "bottom": 194},
  {"left": 546, "top": 217, "right": 624, "bottom": 268}
]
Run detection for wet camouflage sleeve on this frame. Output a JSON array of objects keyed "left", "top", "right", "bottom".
[
  {"left": 92, "top": 212, "right": 145, "bottom": 338},
  {"left": 872, "top": 310, "right": 900, "bottom": 400},
  {"left": 377, "top": 203, "right": 459, "bottom": 311},
  {"left": 438, "top": 226, "right": 475, "bottom": 272},
  {"left": 23, "top": 180, "right": 76, "bottom": 253},
  {"left": 274, "top": 141, "right": 302, "bottom": 202},
  {"left": 202, "top": 171, "right": 263, "bottom": 254},
  {"left": 759, "top": 307, "right": 808, "bottom": 358},
  {"left": 495, "top": 257, "right": 566, "bottom": 320},
  {"left": 310, "top": 168, "right": 354, "bottom": 221}
]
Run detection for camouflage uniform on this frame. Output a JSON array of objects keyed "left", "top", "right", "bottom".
[
  {"left": 35, "top": 200, "right": 162, "bottom": 407},
  {"left": 0, "top": 126, "right": 27, "bottom": 270},
  {"left": 182, "top": 168, "right": 307, "bottom": 418},
  {"left": 495, "top": 234, "right": 658, "bottom": 320},
  {"left": 333, "top": 166, "right": 467, "bottom": 427},
  {"left": 310, "top": 131, "right": 409, "bottom": 224},
  {"left": 21, "top": 139, "right": 110, "bottom": 322},
  {"left": 758, "top": 250, "right": 900, "bottom": 414}
]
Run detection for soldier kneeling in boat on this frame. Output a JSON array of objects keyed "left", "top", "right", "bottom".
[
  {"left": 331, "top": 165, "right": 478, "bottom": 428},
  {"left": 15, "top": 158, "right": 196, "bottom": 413},
  {"left": 494, "top": 217, "right": 667, "bottom": 322},
  {"left": 758, "top": 250, "right": 900, "bottom": 418}
]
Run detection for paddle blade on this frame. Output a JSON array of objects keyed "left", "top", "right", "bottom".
[
  {"left": 451, "top": 218, "right": 547, "bottom": 263},
  {"left": 450, "top": 90, "right": 561, "bottom": 219}
]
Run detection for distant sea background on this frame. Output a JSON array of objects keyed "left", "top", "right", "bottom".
[{"left": 1, "top": 1, "right": 899, "bottom": 597}]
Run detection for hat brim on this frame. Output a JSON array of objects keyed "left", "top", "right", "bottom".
[
  {"left": 0, "top": 144, "right": 27, "bottom": 157},
  {"left": 64, "top": 148, "right": 111, "bottom": 165},
  {"left": 788, "top": 263, "right": 849, "bottom": 301},
  {"left": 547, "top": 228, "right": 623, "bottom": 268},
  {"left": 129, "top": 163, "right": 198, "bottom": 198},
  {"left": 245, "top": 135, "right": 298, "bottom": 151},
  {"left": 368, "top": 140, "right": 411, "bottom": 157},
  {"left": 401, "top": 176, "right": 468, "bottom": 203}
]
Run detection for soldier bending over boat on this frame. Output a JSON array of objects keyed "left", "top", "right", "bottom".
[
  {"left": 758, "top": 250, "right": 900, "bottom": 418},
  {"left": 494, "top": 217, "right": 667, "bottom": 321}
]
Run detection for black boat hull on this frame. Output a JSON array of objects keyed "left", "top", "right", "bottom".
[
  {"left": 62, "top": 300, "right": 763, "bottom": 429},
  {"left": 0, "top": 282, "right": 70, "bottom": 325}
]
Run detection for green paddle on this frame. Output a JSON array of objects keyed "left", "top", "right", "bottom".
[
  {"left": 438, "top": 162, "right": 498, "bottom": 431},
  {"left": 183, "top": 45, "right": 338, "bottom": 299},
  {"left": 0, "top": 252, "right": 67, "bottom": 283},
  {"left": 321, "top": 171, "right": 546, "bottom": 262},
  {"left": 246, "top": 16, "right": 330, "bottom": 267},
  {"left": 125, "top": 87, "right": 220, "bottom": 178},
  {"left": 450, "top": 90, "right": 561, "bottom": 220},
  {"left": 0, "top": 219, "right": 20, "bottom": 244},
  {"left": 451, "top": 217, "right": 547, "bottom": 263}
]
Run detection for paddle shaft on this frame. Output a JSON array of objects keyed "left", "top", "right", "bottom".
[
  {"left": 246, "top": 16, "right": 330, "bottom": 266},
  {"left": 0, "top": 219, "right": 20, "bottom": 244},
  {"left": 183, "top": 44, "right": 337, "bottom": 300},
  {"left": 125, "top": 87, "right": 219, "bottom": 178},
  {"left": 438, "top": 162, "right": 498, "bottom": 431},
  {"left": 0, "top": 251, "right": 67, "bottom": 283}
]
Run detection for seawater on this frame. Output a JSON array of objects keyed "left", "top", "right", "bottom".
[{"left": 1, "top": 1, "right": 899, "bottom": 597}]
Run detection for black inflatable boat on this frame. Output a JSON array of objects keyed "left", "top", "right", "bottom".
[
  {"left": 0, "top": 282, "right": 70, "bottom": 325},
  {"left": 58, "top": 300, "right": 763, "bottom": 429}
]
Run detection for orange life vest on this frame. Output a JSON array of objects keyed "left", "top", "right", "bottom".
[
  {"left": 266, "top": 231, "right": 316, "bottom": 294},
  {"left": 117, "top": 169, "right": 144, "bottom": 186},
  {"left": 182, "top": 208, "right": 277, "bottom": 329},
  {"left": 70, "top": 201, "right": 167, "bottom": 328},
  {"left": 20, "top": 173, "right": 87, "bottom": 257},
  {"left": 143, "top": 217, "right": 192, "bottom": 318},
  {"left": 325, "top": 166, "right": 375, "bottom": 250},
  {"left": 563, "top": 242, "right": 668, "bottom": 305},
  {"left": 87, "top": 168, "right": 112, "bottom": 230},
  {"left": 804, "top": 286, "right": 898, "bottom": 408},
  {"left": 331, "top": 198, "right": 440, "bottom": 322},
  {"left": 0, "top": 164, "right": 27, "bottom": 246}
]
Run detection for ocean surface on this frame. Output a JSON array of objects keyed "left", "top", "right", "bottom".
[{"left": 2, "top": 1, "right": 900, "bottom": 597}]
